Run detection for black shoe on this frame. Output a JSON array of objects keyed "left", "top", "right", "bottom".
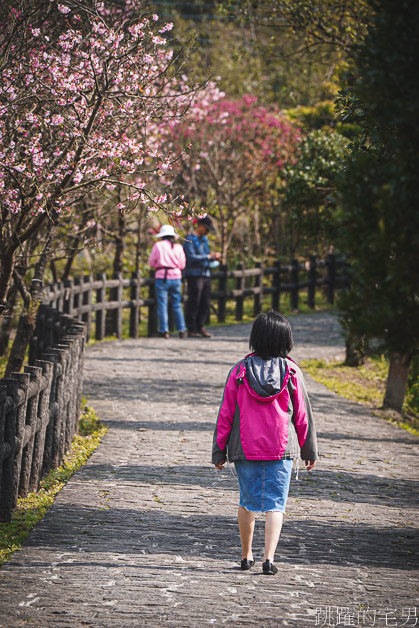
[
  {"left": 240, "top": 558, "right": 255, "bottom": 571},
  {"left": 158, "top": 332, "right": 170, "bottom": 339},
  {"left": 199, "top": 328, "right": 212, "bottom": 338},
  {"left": 179, "top": 331, "right": 186, "bottom": 339},
  {"left": 262, "top": 560, "right": 278, "bottom": 575},
  {"left": 187, "top": 331, "right": 202, "bottom": 338}
]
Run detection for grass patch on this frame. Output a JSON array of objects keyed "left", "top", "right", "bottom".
[
  {"left": 0, "top": 354, "right": 7, "bottom": 379},
  {"left": 301, "top": 356, "right": 419, "bottom": 436},
  {"left": 0, "top": 401, "right": 107, "bottom": 567}
]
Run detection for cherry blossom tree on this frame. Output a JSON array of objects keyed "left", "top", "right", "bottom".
[
  {"left": 158, "top": 90, "right": 301, "bottom": 261},
  {"left": 0, "top": 0, "right": 193, "bottom": 319},
  {"left": 0, "top": 0, "right": 200, "bottom": 375}
]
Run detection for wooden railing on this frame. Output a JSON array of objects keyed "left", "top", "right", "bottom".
[
  {"left": 40, "top": 254, "right": 348, "bottom": 340},
  {"left": 0, "top": 309, "right": 85, "bottom": 522},
  {"left": 0, "top": 254, "right": 347, "bottom": 520}
]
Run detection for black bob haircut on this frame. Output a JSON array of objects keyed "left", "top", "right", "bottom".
[{"left": 249, "top": 310, "right": 293, "bottom": 359}]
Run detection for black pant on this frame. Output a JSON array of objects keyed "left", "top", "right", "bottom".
[{"left": 185, "top": 276, "right": 211, "bottom": 332}]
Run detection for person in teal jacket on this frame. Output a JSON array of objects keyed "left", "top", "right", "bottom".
[
  {"left": 183, "top": 216, "right": 220, "bottom": 338},
  {"left": 212, "top": 311, "right": 318, "bottom": 575}
]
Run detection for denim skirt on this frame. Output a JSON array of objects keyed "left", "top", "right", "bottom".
[{"left": 234, "top": 459, "right": 293, "bottom": 513}]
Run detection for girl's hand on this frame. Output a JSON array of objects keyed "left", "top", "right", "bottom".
[
  {"left": 304, "top": 460, "right": 316, "bottom": 471},
  {"left": 214, "top": 460, "right": 225, "bottom": 470}
]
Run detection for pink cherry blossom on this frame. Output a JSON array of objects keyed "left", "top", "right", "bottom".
[{"left": 0, "top": 1, "right": 198, "bottom": 311}]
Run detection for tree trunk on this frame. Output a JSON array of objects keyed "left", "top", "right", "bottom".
[
  {"left": 383, "top": 352, "right": 411, "bottom": 412},
  {"left": 50, "top": 259, "right": 58, "bottom": 284},
  {"left": 105, "top": 206, "right": 126, "bottom": 336},
  {"left": 220, "top": 217, "right": 228, "bottom": 264},
  {"left": 5, "top": 226, "right": 55, "bottom": 376},
  {"left": 0, "top": 212, "right": 47, "bottom": 318},
  {"left": 61, "top": 234, "right": 81, "bottom": 281},
  {"left": 0, "top": 284, "right": 18, "bottom": 356},
  {"left": 0, "top": 250, "right": 15, "bottom": 317},
  {"left": 135, "top": 208, "right": 147, "bottom": 274},
  {"left": 344, "top": 332, "right": 365, "bottom": 367},
  {"left": 113, "top": 209, "right": 126, "bottom": 274},
  {"left": 253, "top": 206, "right": 261, "bottom": 256}
]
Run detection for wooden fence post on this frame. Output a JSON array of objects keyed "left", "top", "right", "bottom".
[
  {"left": 129, "top": 271, "right": 140, "bottom": 339},
  {"left": 290, "top": 259, "right": 299, "bottom": 310},
  {"left": 253, "top": 262, "right": 263, "bottom": 316},
  {"left": 0, "top": 378, "right": 19, "bottom": 522},
  {"left": 29, "top": 360, "right": 53, "bottom": 493},
  {"left": 18, "top": 366, "right": 42, "bottom": 497},
  {"left": 82, "top": 275, "right": 93, "bottom": 342},
  {"left": 40, "top": 350, "right": 62, "bottom": 474},
  {"left": 73, "top": 276, "right": 82, "bottom": 320},
  {"left": 272, "top": 260, "right": 281, "bottom": 311},
  {"left": 106, "top": 272, "right": 123, "bottom": 338},
  {"left": 147, "top": 270, "right": 158, "bottom": 337},
  {"left": 55, "top": 282, "right": 64, "bottom": 311},
  {"left": 63, "top": 279, "right": 74, "bottom": 317},
  {"left": 217, "top": 264, "right": 227, "bottom": 323},
  {"left": 115, "top": 273, "right": 123, "bottom": 339},
  {"left": 308, "top": 255, "right": 317, "bottom": 309},
  {"left": 0, "top": 308, "right": 86, "bottom": 521},
  {"left": 95, "top": 273, "right": 106, "bottom": 341},
  {"left": 327, "top": 253, "right": 336, "bottom": 304},
  {"left": 235, "top": 263, "right": 244, "bottom": 321}
]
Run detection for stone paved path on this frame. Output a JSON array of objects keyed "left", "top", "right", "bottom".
[{"left": 0, "top": 312, "right": 418, "bottom": 627}]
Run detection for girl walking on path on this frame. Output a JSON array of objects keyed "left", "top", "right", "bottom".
[
  {"left": 148, "top": 224, "right": 187, "bottom": 339},
  {"left": 212, "top": 311, "right": 318, "bottom": 575}
]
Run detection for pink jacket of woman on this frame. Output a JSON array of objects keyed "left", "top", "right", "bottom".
[
  {"left": 212, "top": 354, "right": 318, "bottom": 464},
  {"left": 148, "top": 239, "right": 186, "bottom": 280}
]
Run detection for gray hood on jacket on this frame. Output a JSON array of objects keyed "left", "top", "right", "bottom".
[{"left": 245, "top": 355, "right": 288, "bottom": 398}]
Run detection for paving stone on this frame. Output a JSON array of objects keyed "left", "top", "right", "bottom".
[{"left": 0, "top": 313, "right": 418, "bottom": 627}]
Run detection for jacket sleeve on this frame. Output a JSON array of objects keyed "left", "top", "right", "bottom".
[
  {"left": 289, "top": 366, "right": 319, "bottom": 461},
  {"left": 212, "top": 366, "right": 238, "bottom": 464},
  {"left": 184, "top": 237, "right": 210, "bottom": 264}
]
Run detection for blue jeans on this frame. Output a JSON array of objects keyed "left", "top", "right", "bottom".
[{"left": 155, "top": 279, "right": 186, "bottom": 333}]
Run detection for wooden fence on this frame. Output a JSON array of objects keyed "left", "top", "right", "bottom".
[
  {"left": 0, "top": 309, "right": 85, "bottom": 522},
  {"left": 40, "top": 254, "right": 349, "bottom": 340},
  {"left": 0, "top": 253, "right": 347, "bottom": 520}
]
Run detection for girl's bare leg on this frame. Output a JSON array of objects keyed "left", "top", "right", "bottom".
[
  {"left": 238, "top": 506, "right": 255, "bottom": 560},
  {"left": 263, "top": 511, "right": 284, "bottom": 562}
]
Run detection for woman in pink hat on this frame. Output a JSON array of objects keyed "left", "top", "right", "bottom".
[{"left": 148, "top": 224, "right": 187, "bottom": 338}]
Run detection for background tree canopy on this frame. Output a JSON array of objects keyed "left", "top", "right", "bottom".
[
  {"left": 333, "top": 0, "right": 419, "bottom": 411},
  {"left": 0, "top": 0, "right": 416, "bottom": 414},
  {"left": 153, "top": 0, "right": 372, "bottom": 108}
]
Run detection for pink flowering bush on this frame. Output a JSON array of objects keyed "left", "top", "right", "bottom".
[
  {"left": 158, "top": 90, "right": 301, "bottom": 259},
  {"left": 0, "top": 0, "right": 192, "bottom": 313}
]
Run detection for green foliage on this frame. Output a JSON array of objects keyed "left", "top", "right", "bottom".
[
  {"left": 406, "top": 356, "right": 419, "bottom": 416},
  {"left": 286, "top": 100, "right": 360, "bottom": 138},
  {"left": 283, "top": 129, "right": 348, "bottom": 255},
  {"left": 0, "top": 403, "right": 106, "bottom": 566},
  {"left": 161, "top": 7, "right": 340, "bottom": 107},
  {"left": 333, "top": 0, "right": 419, "bottom": 364},
  {"left": 286, "top": 100, "right": 336, "bottom": 131},
  {"left": 219, "top": 1, "right": 372, "bottom": 54},
  {"left": 0, "top": 354, "right": 7, "bottom": 378}
]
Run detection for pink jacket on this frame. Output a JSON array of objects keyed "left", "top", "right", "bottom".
[
  {"left": 212, "top": 354, "right": 318, "bottom": 463},
  {"left": 148, "top": 240, "right": 186, "bottom": 280}
]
